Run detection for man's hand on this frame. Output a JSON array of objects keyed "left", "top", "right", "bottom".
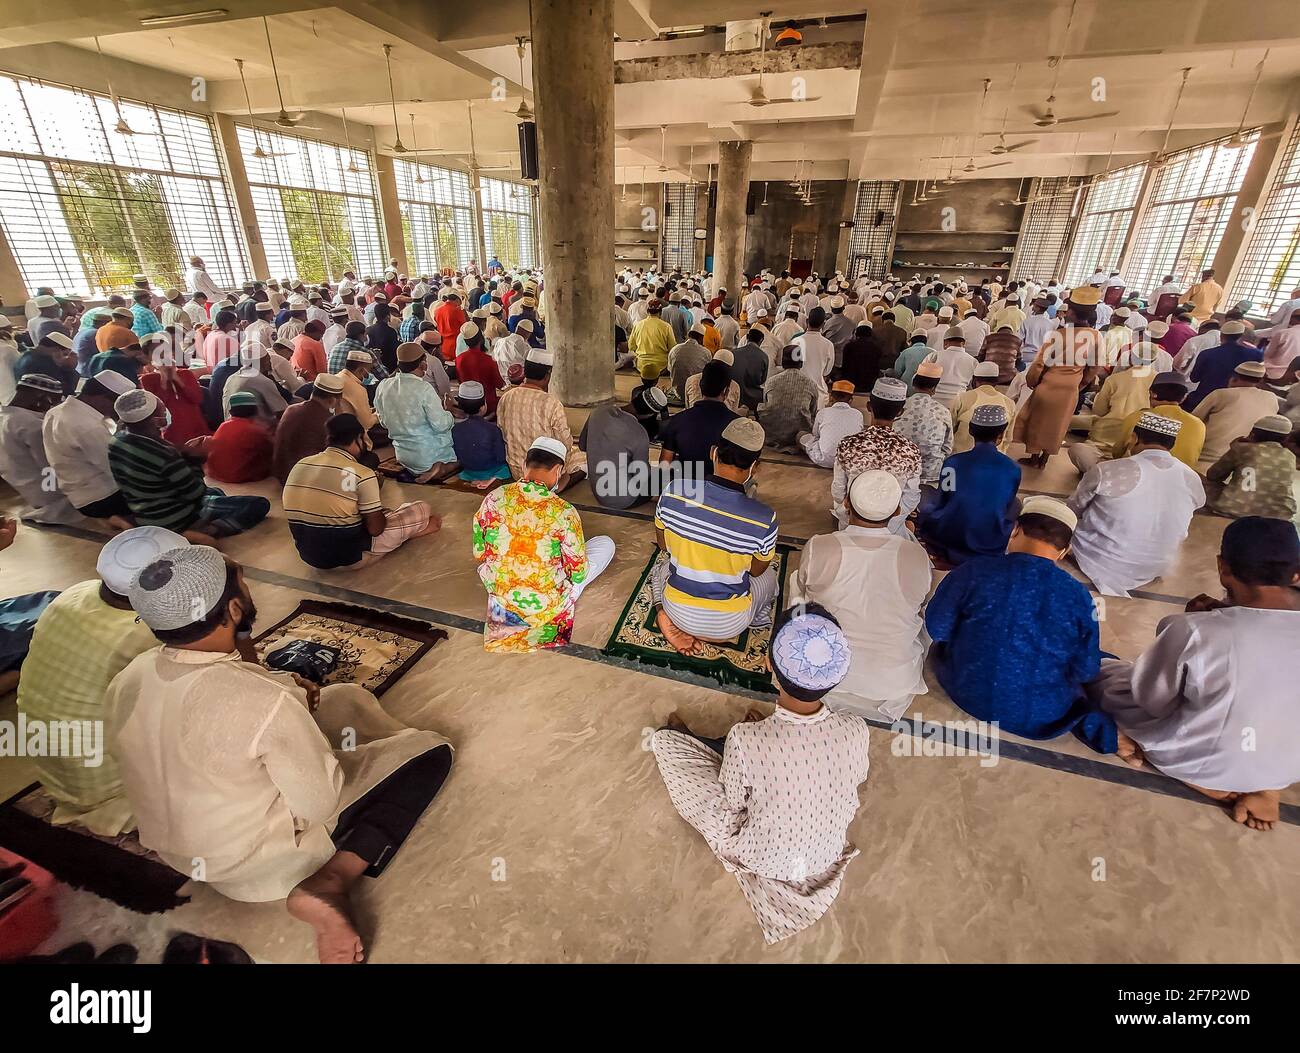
[
  {"left": 292, "top": 674, "right": 321, "bottom": 712},
  {"left": 1184, "top": 593, "right": 1228, "bottom": 613}
]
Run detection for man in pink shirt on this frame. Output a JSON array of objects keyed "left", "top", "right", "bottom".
[{"left": 291, "top": 321, "right": 328, "bottom": 382}]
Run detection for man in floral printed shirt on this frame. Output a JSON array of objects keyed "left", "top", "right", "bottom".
[
  {"left": 473, "top": 436, "right": 616, "bottom": 653},
  {"left": 831, "top": 376, "right": 923, "bottom": 530}
]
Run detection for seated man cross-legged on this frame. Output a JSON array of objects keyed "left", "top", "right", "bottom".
[
  {"left": 652, "top": 418, "right": 780, "bottom": 656},
  {"left": 283, "top": 413, "right": 439, "bottom": 570},
  {"left": 106, "top": 547, "right": 453, "bottom": 963}
]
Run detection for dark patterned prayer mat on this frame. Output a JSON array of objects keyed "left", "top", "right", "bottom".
[
  {"left": 601, "top": 548, "right": 791, "bottom": 693},
  {"left": 254, "top": 600, "right": 447, "bottom": 697},
  {"left": 0, "top": 783, "right": 190, "bottom": 914}
]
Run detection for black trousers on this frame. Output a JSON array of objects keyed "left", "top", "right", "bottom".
[{"left": 331, "top": 745, "right": 452, "bottom": 877}]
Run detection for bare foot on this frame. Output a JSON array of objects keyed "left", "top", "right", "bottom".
[
  {"left": 1115, "top": 731, "right": 1146, "bottom": 770},
  {"left": 1231, "top": 790, "right": 1280, "bottom": 832},
  {"left": 664, "top": 712, "right": 690, "bottom": 733},
  {"left": 287, "top": 881, "right": 365, "bottom": 964},
  {"left": 657, "top": 608, "right": 699, "bottom": 656},
  {"left": 413, "top": 514, "right": 442, "bottom": 538}
]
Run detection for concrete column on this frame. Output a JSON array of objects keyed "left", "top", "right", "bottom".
[
  {"left": 713, "top": 140, "right": 752, "bottom": 300},
  {"left": 0, "top": 222, "right": 28, "bottom": 309},
  {"left": 834, "top": 179, "right": 859, "bottom": 275},
  {"left": 1214, "top": 121, "right": 1288, "bottom": 292},
  {"left": 530, "top": 0, "right": 616, "bottom": 407},
  {"left": 214, "top": 114, "right": 270, "bottom": 279},
  {"left": 373, "top": 153, "right": 409, "bottom": 274}
]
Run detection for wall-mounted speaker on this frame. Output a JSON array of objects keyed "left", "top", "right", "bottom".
[
  {"left": 517, "top": 121, "right": 539, "bottom": 181},
  {"left": 745, "top": 190, "right": 756, "bottom": 215}
]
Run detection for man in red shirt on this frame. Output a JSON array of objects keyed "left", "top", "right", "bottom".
[
  {"left": 453, "top": 323, "right": 505, "bottom": 412},
  {"left": 291, "top": 321, "right": 328, "bottom": 381},
  {"left": 433, "top": 292, "right": 467, "bottom": 363},
  {"left": 204, "top": 392, "right": 273, "bottom": 482}
]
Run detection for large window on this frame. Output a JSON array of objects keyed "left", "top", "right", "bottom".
[
  {"left": 1011, "top": 177, "right": 1082, "bottom": 283},
  {"left": 1122, "top": 131, "right": 1258, "bottom": 296},
  {"left": 394, "top": 159, "right": 477, "bottom": 273},
  {"left": 661, "top": 182, "right": 697, "bottom": 273},
  {"left": 1061, "top": 164, "right": 1147, "bottom": 287},
  {"left": 237, "top": 125, "right": 384, "bottom": 283},
  {"left": 480, "top": 176, "right": 536, "bottom": 269},
  {"left": 0, "top": 71, "right": 248, "bottom": 297},
  {"left": 1230, "top": 119, "right": 1300, "bottom": 317},
  {"left": 846, "top": 180, "right": 900, "bottom": 280}
]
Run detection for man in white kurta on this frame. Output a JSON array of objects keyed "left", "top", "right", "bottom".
[
  {"left": 1068, "top": 414, "right": 1205, "bottom": 597},
  {"left": 106, "top": 547, "right": 450, "bottom": 962},
  {"left": 0, "top": 376, "right": 83, "bottom": 525},
  {"left": 1087, "top": 517, "right": 1300, "bottom": 830},
  {"left": 791, "top": 471, "right": 931, "bottom": 719},
  {"left": 650, "top": 606, "right": 870, "bottom": 944},
  {"left": 797, "top": 381, "right": 864, "bottom": 468}
]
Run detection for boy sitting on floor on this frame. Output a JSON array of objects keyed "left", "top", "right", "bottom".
[{"left": 451, "top": 381, "right": 510, "bottom": 489}]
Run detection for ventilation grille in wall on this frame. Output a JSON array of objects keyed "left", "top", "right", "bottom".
[
  {"left": 846, "top": 180, "right": 899, "bottom": 279},
  {"left": 1010, "top": 177, "right": 1082, "bottom": 283},
  {"left": 662, "top": 182, "right": 696, "bottom": 272}
]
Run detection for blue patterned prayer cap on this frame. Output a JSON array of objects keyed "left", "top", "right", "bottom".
[
  {"left": 971, "top": 403, "right": 1008, "bottom": 427},
  {"left": 770, "top": 604, "right": 852, "bottom": 699}
]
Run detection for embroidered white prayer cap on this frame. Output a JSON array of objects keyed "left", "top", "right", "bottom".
[
  {"left": 17, "top": 374, "right": 63, "bottom": 395},
  {"left": 313, "top": 373, "right": 345, "bottom": 394},
  {"left": 346, "top": 348, "right": 374, "bottom": 363},
  {"left": 1145, "top": 320, "right": 1170, "bottom": 338},
  {"left": 114, "top": 388, "right": 159, "bottom": 423},
  {"left": 528, "top": 436, "right": 567, "bottom": 460},
  {"left": 871, "top": 377, "right": 908, "bottom": 401},
  {"left": 460, "top": 321, "right": 480, "bottom": 339},
  {"left": 1135, "top": 411, "right": 1182, "bottom": 437},
  {"left": 34, "top": 294, "right": 60, "bottom": 308},
  {"left": 1234, "top": 360, "right": 1266, "bottom": 378},
  {"left": 639, "top": 386, "right": 668, "bottom": 411},
  {"left": 848, "top": 469, "right": 902, "bottom": 521},
  {"left": 943, "top": 325, "right": 965, "bottom": 341},
  {"left": 938, "top": 306, "right": 954, "bottom": 320},
  {"left": 487, "top": 301, "right": 503, "bottom": 315},
  {"left": 89, "top": 370, "right": 135, "bottom": 397},
  {"left": 973, "top": 361, "right": 1000, "bottom": 378},
  {"left": 720, "top": 417, "right": 765, "bottom": 452},
  {"left": 1113, "top": 307, "right": 1131, "bottom": 318},
  {"left": 771, "top": 608, "right": 852, "bottom": 693},
  {"left": 411, "top": 283, "right": 429, "bottom": 298},
  {"left": 1019, "top": 495, "right": 1077, "bottom": 532},
  {"left": 458, "top": 381, "right": 485, "bottom": 400},
  {"left": 1221, "top": 320, "right": 1248, "bottom": 335},
  {"left": 98, "top": 527, "right": 190, "bottom": 596},
  {"left": 525, "top": 346, "right": 552, "bottom": 365},
  {"left": 830, "top": 295, "right": 846, "bottom": 309},
  {"left": 713, "top": 349, "right": 734, "bottom": 366},
  {"left": 516, "top": 318, "right": 536, "bottom": 333},
  {"left": 255, "top": 301, "right": 273, "bottom": 313},
  {"left": 970, "top": 403, "right": 1008, "bottom": 427},
  {"left": 129, "top": 545, "right": 229, "bottom": 632},
  {"left": 41, "top": 332, "right": 73, "bottom": 349}
]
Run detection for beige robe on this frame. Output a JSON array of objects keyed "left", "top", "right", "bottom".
[{"left": 105, "top": 648, "right": 447, "bottom": 902}]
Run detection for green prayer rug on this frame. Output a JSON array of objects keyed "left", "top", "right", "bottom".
[{"left": 601, "top": 547, "right": 791, "bottom": 694}]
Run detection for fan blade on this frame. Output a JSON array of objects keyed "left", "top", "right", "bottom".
[
  {"left": 744, "top": 95, "right": 823, "bottom": 106},
  {"left": 1001, "top": 139, "right": 1037, "bottom": 152},
  {"left": 1054, "top": 111, "right": 1120, "bottom": 125},
  {"left": 976, "top": 161, "right": 1013, "bottom": 170}
]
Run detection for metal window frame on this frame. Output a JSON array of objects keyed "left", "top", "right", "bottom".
[
  {"left": 846, "top": 180, "right": 900, "bottom": 280},
  {"left": 392, "top": 157, "right": 479, "bottom": 271},
  {"left": 1061, "top": 163, "right": 1147, "bottom": 287},
  {"left": 1229, "top": 116, "right": 1300, "bottom": 317}
]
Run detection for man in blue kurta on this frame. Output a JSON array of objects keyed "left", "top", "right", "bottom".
[
  {"left": 916, "top": 403, "right": 1021, "bottom": 565},
  {"left": 924, "top": 496, "right": 1115, "bottom": 752}
]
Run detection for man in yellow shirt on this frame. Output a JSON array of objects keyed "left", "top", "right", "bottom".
[
  {"left": 629, "top": 299, "right": 675, "bottom": 378},
  {"left": 1185, "top": 268, "right": 1224, "bottom": 323},
  {"left": 1108, "top": 372, "right": 1205, "bottom": 469}
]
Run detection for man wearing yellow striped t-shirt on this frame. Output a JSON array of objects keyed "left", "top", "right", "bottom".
[{"left": 652, "top": 418, "right": 780, "bottom": 656}]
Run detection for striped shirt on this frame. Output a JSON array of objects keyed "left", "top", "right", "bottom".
[
  {"left": 654, "top": 476, "right": 778, "bottom": 615},
  {"left": 327, "top": 336, "right": 389, "bottom": 379},
  {"left": 107, "top": 432, "right": 206, "bottom": 531},
  {"left": 282, "top": 446, "right": 383, "bottom": 568}
]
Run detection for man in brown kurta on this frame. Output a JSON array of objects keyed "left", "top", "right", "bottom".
[{"left": 272, "top": 375, "right": 341, "bottom": 484}]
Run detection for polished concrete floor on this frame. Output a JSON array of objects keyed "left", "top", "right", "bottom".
[{"left": 2, "top": 373, "right": 1298, "bottom": 963}]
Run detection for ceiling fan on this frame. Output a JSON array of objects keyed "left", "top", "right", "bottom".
[
  {"left": 235, "top": 59, "right": 291, "bottom": 159},
  {"left": 262, "top": 17, "right": 321, "bottom": 130},
  {"left": 1028, "top": 94, "right": 1119, "bottom": 128},
  {"left": 657, "top": 125, "right": 668, "bottom": 173},
  {"left": 339, "top": 107, "right": 362, "bottom": 174},
  {"left": 1227, "top": 49, "right": 1268, "bottom": 147},
  {"left": 512, "top": 37, "right": 534, "bottom": 121},
  {"left": 740, "top": 15, "right": 822, "bottom": 107},
  {"left": 990, "top": 133, "right": 1037, "bottom": 155},
  {"left": 93, "top": 37, "right": 159, "bottom": 137}
]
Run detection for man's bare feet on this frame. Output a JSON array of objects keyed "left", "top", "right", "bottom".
[
  {"left": 413, "top": 513, "right": 442, "bottom": 538},
  {"left": 1231, "top": 790, "right": 1281, "bottom": 832},
  {"left": 657, "top": 608, "right": 699, "bottom": 656},
  {"left": 1115, "top": 730, "right": 1146, "bottom": 770},
  {"left": 287, "top": 853, "right": 368, "bottom": 964}
]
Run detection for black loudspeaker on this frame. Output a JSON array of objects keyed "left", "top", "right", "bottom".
[
  {"left": 708, "top": 185, "right": 717, "bottom": 210},
  {"left": 517, "top": 121, "right": 539, "bottom": 181},
  {"left": 745, "top": 189, "right": 756, "bottom": 215}
]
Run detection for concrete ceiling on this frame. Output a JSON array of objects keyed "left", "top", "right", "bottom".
[{"left": 0, "top": 0, "right": 1298, "bottom": 185}]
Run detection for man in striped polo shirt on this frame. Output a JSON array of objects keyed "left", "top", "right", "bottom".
[{"left": 652, "top": 417, "right": 780, "bottom": 655}]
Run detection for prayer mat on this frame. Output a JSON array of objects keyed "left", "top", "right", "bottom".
[
  {"left": 0, "top": 783, "right": 190, "bottom": 914},
  {"left": 601, "top": 547, "right": 791, "bottom": 693},
  {"left": 254, "top": 600, "right": 447, "bottom": 697}
]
